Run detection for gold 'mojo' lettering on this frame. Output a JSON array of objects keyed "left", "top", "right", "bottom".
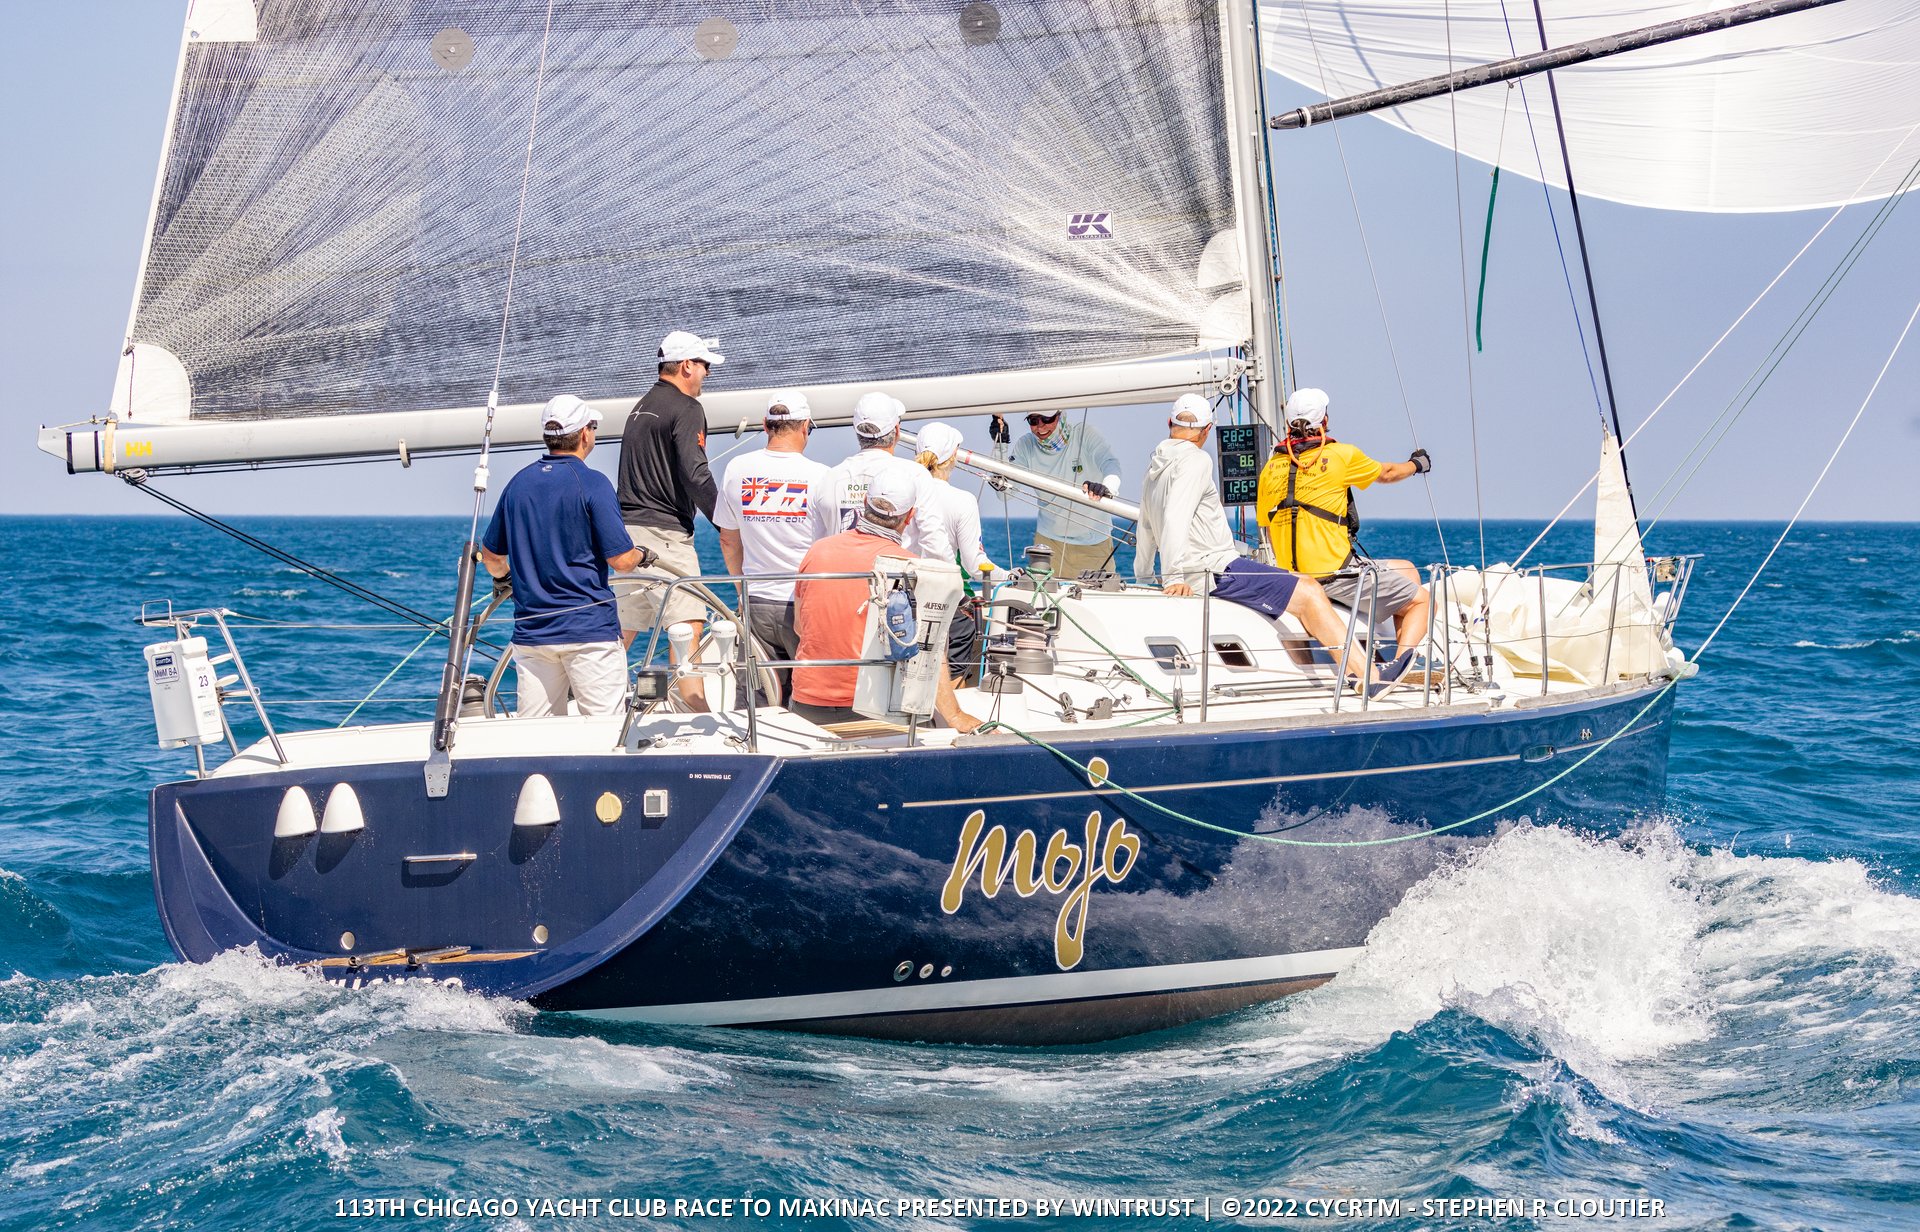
[{"left": 941, "top": 807, "right": 1141, "bottom": 970}]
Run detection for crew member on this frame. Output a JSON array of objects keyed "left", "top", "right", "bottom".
[
  {"left": 991, "top": 409, "right": 1121, "bottom": 577},
  {"left": 807, "top": 391, "right": 946, "bottom": 555},
  {"left": 714, "top": 390, "right": 829, "bottom": 701},
  {"left": 914, "top": 420, "right": 997, "bottom": 681},
  {"left": 792, "top": 469, "right": 982, "bottom": 733},
  {"left": 1256, "top": 387, "right": 1433, "bottom": 679},
  {"left": 617, "top": 328, "right": 723, "bottom": 708},
  {"left": 480, "top": 395, "right": 650, "bottom": 718},
  {"left": 1136, "top": 394, "right": 1354, "bottom": 667}
]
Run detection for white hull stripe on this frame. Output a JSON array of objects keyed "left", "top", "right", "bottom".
[
  {"left": 566, "top": 947, "right": 1365, "bottom": 1027},
  {"left": 902, "top": 721, "right": 1663, "bottom": 810}
]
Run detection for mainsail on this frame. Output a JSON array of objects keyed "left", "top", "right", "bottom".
[
  {"left": 84, "top": 0, "right": 1251, "bottom": 466},
  {"left": 1261, "top": 0, "right": 1920, "bottom": 212}
]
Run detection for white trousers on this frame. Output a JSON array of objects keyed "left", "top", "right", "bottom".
[{"left": 512, "top": 641, "right": 628, "bottom": 718}]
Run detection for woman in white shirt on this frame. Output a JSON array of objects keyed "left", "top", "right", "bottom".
[
  {"left": 913, "top": 421, "right": 997, "bottom": 683},
  {"left": 913, "top": 422, "right": 997, "bottom": 582}
]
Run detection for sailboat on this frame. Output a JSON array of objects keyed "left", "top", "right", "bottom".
[{"left": 38, "top": 0, "right": 1914, "bottom": 1043}]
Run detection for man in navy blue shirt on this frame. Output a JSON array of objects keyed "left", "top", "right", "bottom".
[{"left": 480, "top": 395, "right": 649, "bottom": 718}]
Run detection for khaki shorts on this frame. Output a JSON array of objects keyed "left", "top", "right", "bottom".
[
  {"left": 1032, "top": 534, "right": 1116, "bottom": 578},
  {"left": 617, "top": 523, "right": 705, "bottom": 635},
  {"left": 512, "top": 641, "right": 627, "bottom": 718}
]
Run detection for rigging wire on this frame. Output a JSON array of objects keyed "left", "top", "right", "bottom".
[
  {"left": 1530, "top": 0, "right": 1635, "bottom": 516},
  {"left": 337, "top": 625, "right": 441, "bottom": 728},
  {"left": 120, "top": 476, "right": 499, "bottom": 658},
  {"left": 1510, "top": 136, "right": 1920, "bottom": 571},
  {"left": 1290, "top": 0, "right": 1451, "bottom": 570},
  {"left": 1247, "top": 6, "right": 1292, "bottom": 397},
  {"left": 1444, "top": 0, "right": 1489, "bottom": 571},
  {"left": 1495, "top": 0, "right": 1605, "bottom": 420},
  {"left": 1693, "top": 296, "right": 1920, "bottom": 659},
  {"left": 1625, "top": 171, "right": 1920, "bottom": 544},
  {"left": 440, "top": 0, "right": 562, "bottom": 732}
]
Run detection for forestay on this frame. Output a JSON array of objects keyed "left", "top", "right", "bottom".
[
  {"left": 112, "top": 0, "right": 1247, "bottom": 432},
  {"left": 1261, "top": 0, "right": 1920, "bottom": 212}
]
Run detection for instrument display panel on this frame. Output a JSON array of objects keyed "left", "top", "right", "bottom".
[{"left": 1214, "top": 423, "right": 1268, "bottom": 507}]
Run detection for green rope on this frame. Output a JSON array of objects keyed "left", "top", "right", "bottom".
[
  {"left": 1030, "top": 577, "right": 1180, "bottom": 708},
  {"left": 1473, "top": 167, "right": 1501, "bottom": 352},
  {"left": 976, "top": 676, "right": 1677, "bottom": 849},
  {"left": 337, "top": 627, "right": 441, "bottom": 728}
]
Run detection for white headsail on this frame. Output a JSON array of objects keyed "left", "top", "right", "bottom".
[{"left": 1261, "top": 0, "right": 1920, "bottom": 212}]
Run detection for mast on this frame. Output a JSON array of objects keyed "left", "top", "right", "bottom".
[
  {"left": 1268, "top": 0, "right": 1853, "bottom": 131},
  {"left": 1223, "top": 0, "right": 1287, "bottom": 429}
]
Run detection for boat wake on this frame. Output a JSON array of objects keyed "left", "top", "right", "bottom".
[
  {"left": 1236, "top": 821, "right": 1920, "bottom": 1115},
  {"left": 3, "top": 825, "right": 1915, "bottom": 1221}
]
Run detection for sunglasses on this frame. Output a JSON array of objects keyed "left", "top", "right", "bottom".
[{"left": 1026, "top": 413, "right": 1062, "bottom": 426}]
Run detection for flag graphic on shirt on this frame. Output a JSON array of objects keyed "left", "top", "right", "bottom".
[{"left": 740, "top": 476, "right": 812, "bottom": 518}]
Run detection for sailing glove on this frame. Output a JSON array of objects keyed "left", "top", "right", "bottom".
[
  {"left": 1409, "top": 448, "right": 1432, "bottom": 474},
  {"left": 1083, "top": 481, "right": 1112, "bottom": 500},
  {"left": 491, "top": 572, "right": 512, "bottom": 599},
  {"left": 988, "top": 414, "right": 1011, "bottom": 446}
]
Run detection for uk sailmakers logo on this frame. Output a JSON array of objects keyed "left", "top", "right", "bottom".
[
  {"left": 937, "top": 758, "right": 1141, "bottom": 970},
  {"left": 1067, "top": 212, "right": 1112, "bottom": 240}
]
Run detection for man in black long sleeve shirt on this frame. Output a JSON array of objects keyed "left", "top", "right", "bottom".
[{"left": 615, "top": 329, "right": 724, "bottom": 708}]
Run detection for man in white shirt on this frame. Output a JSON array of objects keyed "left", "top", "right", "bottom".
[
  {"left": 715, "top": 390, "right": 830, "bottom": 701},
  {"left": 1137, "top": 394, "right": 1351, "bottom": 661},
  {"left": 807, "top": 391, "right": 946, "bottom": 555},
  {"left": 994, "top": 410, "right": 1122, "bottom": 577}
]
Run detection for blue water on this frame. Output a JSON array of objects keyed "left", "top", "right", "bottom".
[{"left": 2, "top": 514, "right": 1916, "bottom": 1230}]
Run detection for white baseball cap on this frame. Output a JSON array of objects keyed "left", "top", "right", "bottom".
[
  {"left": 916, "top": 421, "right": 963, "bottom": 465},
  {"left": 658, "top": 329, "right": 725, "bottom": 366},
  {"left": 853, "top": 391, "right": 905, "bottom": 438},
  {"left": 1285, "top": 387, "right": 1330, "bottom": 427},
  {"left": 863, "top": 467, "right": 918, "bottom": 519},
  {"left": 764, "top": 389, "right": 811, "bottom": 422},
  {"left": 541, "top": 393, "right": 602, "bottom": 435},
  {"left": 1170, "top": 393, "right": 1215, "bottom": 428}
]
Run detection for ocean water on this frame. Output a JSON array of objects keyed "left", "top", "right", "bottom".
[{"left": 2, "top": 514, "right": 1916, "bottom": 1231}]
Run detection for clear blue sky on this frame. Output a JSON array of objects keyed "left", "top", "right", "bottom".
[{"left": 4, "top": 2, "right": 1916, "bottom": 522}]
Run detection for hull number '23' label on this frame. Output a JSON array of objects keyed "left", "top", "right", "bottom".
[{"left": 937, "top": 757, "right": 1140, "bottom": 970}]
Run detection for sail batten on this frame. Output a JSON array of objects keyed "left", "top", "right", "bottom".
[{"left": 120, "top": 1, "right": 1250, "bottom": 440}]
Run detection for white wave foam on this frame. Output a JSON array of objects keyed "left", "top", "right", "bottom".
[
  {"left": 301, "top": 1107, "right": 349, "bottom": 1164},
  {"left": 1256, "top": 822, "right": 1920, "bottom": 1107},
  {"left": 1333, "top": 825, "right": 1711, "bottom": 1070},
  {"left": 463, "top": 1034, "right": 729, "bottom": 1094},
  {"left": 1791, "top": 629, "right": 1919, "bottom": 650},
  {"left": 1506, "top": 1066, "right": 1622, "bottom": 1144}
]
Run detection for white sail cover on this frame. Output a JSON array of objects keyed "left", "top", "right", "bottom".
[
  {"left": 124, "top": 1, "right": 1247, "bottom": 423},
  {"left": 1260, "top": 0, "right": 1920, "bottom": 212}
]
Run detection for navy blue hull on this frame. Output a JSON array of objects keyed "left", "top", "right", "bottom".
[{"left": 152, "top": 685, "right": 1674, "bottom": 1043}]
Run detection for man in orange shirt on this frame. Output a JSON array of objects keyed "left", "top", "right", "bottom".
[{"left": 791, "top": 469, "right": 982, "bottom": 733}]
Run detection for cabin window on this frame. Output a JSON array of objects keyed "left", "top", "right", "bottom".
[
  {"left": 1144, "top": 637, "right": 1194, "bottom": 674},
  {"left": 1210, "top": 636, "right": 1256, "bottom": 670}
]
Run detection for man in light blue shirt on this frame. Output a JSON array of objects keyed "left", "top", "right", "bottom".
[{"left": 999, "top": 411, "right": 1122, "bottom": 577}]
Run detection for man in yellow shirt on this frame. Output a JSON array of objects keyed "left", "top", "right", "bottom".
[{"left": 1256, "top": 388, "right": 1433, "bottom": 679}]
